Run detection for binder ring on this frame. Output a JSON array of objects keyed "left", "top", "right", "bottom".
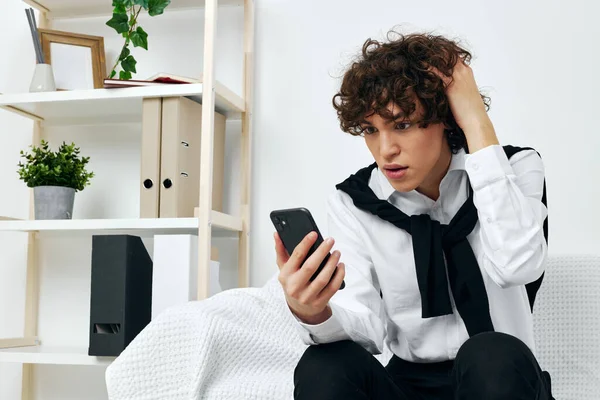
[
  {"left": 180, "top": 172, "right": 189, "bottom": 178},
  {"left": 181, "top": 141, "right": 189, "bottom": 147}
]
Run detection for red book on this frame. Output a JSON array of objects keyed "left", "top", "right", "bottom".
[{"left": 103, "top": 73, "right": 202, "bottom": 89}]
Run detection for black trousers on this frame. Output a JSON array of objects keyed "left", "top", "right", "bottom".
[{"left": 294, "top": 332, "right": 554, "bottom": 400}]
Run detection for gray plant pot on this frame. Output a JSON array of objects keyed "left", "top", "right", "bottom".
[{"left": 34, "top": 186, "right": 76, "bottom": 220}]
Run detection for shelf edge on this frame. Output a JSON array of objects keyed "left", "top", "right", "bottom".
[
  {"left": 0, "top": 217, "right": 199, "bottom": 233},
  {"left": 215, "top": 82, "right": 246, "bottom": 113},
  {"left": 22, "top": 0, "right": 51, "bottom": 13},
  {"left": 0, "top": 216, "right": 23, "bottom": 221},
  {"left": 0, "top": 346, "right": 115, "bottom": 366},
  {"left": 210, "top": 210, "right": 243, "bottom": 231},
  {"left": 25, "top": 0, "right": 245, "bottom": 20},
  {"left": 0, "top": 83, "right": 244, "bottom": 123},
  {"left": 0, "top": 337, "right": 38, "bottom": 349}
]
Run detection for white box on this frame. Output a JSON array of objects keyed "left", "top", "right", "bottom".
[{"left": 151, "top": 234, "right": 221, "bottom": 319}]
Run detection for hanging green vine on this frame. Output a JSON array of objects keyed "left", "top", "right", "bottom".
[{"left": 106, "top": 0, "right": 171, "bottom": 80}]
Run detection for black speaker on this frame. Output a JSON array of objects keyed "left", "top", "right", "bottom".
[{"left": 88, "top": 234, "right": 153, "bottom": 357}]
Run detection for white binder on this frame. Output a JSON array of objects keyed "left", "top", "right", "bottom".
[
  {"left": 159, "top": 97, "right": 226, "bottom": 218},
  {"left": 139, "top": 97, "right": 163, "bottom": 218}
]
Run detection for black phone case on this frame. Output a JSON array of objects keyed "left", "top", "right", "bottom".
[{"left": 270, "top": 207, "right": 345, "bottom": 290}]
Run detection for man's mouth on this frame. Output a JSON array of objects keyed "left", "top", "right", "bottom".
[{"left": 383, "top": 165, "right": 408, "bottom": 179}]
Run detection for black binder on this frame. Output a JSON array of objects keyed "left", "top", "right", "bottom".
[{"left": 88, "top": 235, "right": 153, "bottom": 357}]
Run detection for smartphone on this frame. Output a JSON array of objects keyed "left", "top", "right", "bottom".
[{"left": 270, "top": 207, "right": 345, "bottom": 290}]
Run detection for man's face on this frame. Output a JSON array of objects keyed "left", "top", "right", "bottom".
[{"left": 361, "top": 101, "right": 448, "bottom": 193}]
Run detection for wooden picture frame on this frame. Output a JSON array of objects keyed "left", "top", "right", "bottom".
[{"left": 38, "top": 29, "right": 106, "bottom": 90}]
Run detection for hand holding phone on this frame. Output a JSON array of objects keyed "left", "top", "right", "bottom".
[{"left": 271, "top": 208, "right": 346, "bottom": 325}]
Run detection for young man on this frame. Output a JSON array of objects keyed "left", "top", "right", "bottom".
[{"left": 275, "top": 31, "right": 553, "bottom": 399}]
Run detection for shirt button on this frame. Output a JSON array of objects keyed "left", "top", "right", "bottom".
[
  {"left": 472, "top": 163, "right": 479, "bottom": 171},
  {"left": 486, "top": 217, "right": 492, "bottom": 223}
]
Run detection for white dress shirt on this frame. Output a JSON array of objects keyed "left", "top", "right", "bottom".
[{"left": 290, "top": 144, "right": 548, "bottom": 363}]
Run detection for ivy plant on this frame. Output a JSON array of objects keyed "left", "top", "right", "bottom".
[
  {"left": 106, "top": 0, "right": 172, "bottom": 80},
  {"left": 17, "top": 140, "right": 94, "bottom": 192}
]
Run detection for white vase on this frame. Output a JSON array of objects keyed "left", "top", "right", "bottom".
[{"left": 29, "top": 63, "right": 57, "bottom": 93}]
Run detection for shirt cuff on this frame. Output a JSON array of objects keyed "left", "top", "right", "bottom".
[
  {"left": 292, "top": 305, "right": 347, "bottom": 343},
  {"left": 465, "top": 145, "right": 514, "bottom": 190}
]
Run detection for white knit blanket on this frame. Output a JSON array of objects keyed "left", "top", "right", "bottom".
[{"left": 105, "top": 275, "right": 309, "bottom": 400}]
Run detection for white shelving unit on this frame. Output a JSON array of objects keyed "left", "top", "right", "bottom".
[{"left": 1, "top": 0, "right": 254, "bottom": 398}]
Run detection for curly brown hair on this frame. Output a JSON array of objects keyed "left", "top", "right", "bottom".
[{"left": 332, "top": 31, "right": 490, "bottom": 153}]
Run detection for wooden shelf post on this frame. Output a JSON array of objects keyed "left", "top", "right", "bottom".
[
  {"left": 22, "top": 123, "right": 43, "bottom": 400},
  {"left": 196, "top": 0, "right": 219, "bottom": 300},
  {"left": 239, "top": 0, "right": 254, "bottom": 288},
  {"left": 21, "top": 8, "right": 50, "bottom": 398}
]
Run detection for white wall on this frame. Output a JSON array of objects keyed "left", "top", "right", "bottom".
[
  {"left": 250, "top": 0, "right": 600, "bottom": 287},
  {"left": 1, "top": 0, "right": 599, "bottom": 398}
]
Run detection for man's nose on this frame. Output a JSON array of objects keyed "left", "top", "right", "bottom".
[{"left": 379, "top": 130, "right": 400, "bottom": 160}]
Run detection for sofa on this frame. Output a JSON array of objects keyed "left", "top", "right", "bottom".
[{"left": 105, "top": 254, "right": 600, "bottom": 399}]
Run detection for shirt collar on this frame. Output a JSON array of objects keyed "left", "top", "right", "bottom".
[{"left": 375, "top": 148, "right": 467, "bottom": 201}]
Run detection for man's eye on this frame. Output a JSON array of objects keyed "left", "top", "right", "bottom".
[
  {"left": 395, "top": 122, "right": 411, "bottom": 131},
  {"left": 361, "top": 126, "right": 376, "bottom": 135}
]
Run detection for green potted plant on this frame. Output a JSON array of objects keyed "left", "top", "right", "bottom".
[{"left": 17, "top": 140, "right": 94, "bottom": 220}]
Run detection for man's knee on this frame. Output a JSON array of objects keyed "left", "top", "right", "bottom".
[
  {"left": 454, "top": 332, "right": 542, "bottom": 399},
  {"left": 456, "top": 331, "right": 534, "bottom": 368},
  {"left": 294, "top": 340, "right": 372, "bottom": 383}
]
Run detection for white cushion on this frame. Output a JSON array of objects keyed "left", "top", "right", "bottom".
[{"left": 533, "top": 254, "right": 600, "bottom": 400}]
